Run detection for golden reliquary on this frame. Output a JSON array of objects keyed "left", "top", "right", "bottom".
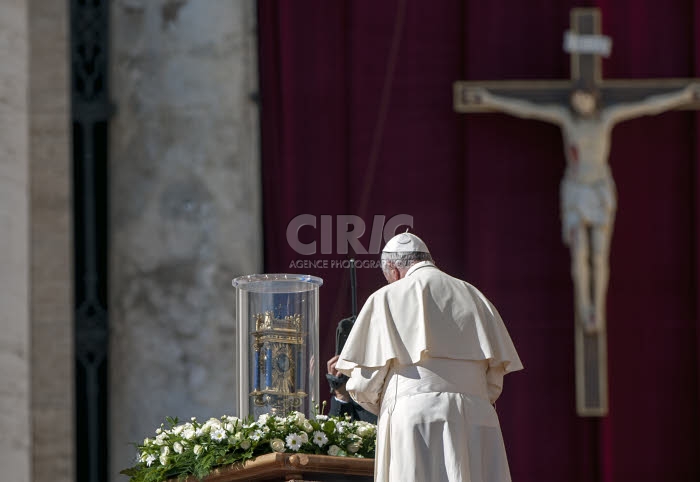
[{"left": 250, "top": 311, "right": 306, "bottom": 415}]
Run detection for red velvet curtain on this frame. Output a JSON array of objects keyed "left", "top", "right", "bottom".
[{"left": 258, "top": 1, "right": 700, "bottom": 480}]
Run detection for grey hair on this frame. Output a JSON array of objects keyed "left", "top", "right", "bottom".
[{"left": 381, "top": 251, "right": 433, "bottom": 271}]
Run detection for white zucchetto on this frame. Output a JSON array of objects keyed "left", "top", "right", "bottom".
[{"left": 382, "top": 232, "right": 430, "bottom": 254}]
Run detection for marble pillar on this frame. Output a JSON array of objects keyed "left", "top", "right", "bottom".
[
  {"left": 28, "top": 0, "right": 74, "bottom": 481},
  {"left": 0, "top": 1, "right": 31, "bottom": 480},
  {"left": 0, "top": 1, "right": 73, "bottom": 481},
  {"left": 109, "top": 1, "right": 262, "bottom": 479}
]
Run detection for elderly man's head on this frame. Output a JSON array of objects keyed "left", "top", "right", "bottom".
[{"left": 380, "top": 233, "right": 433, "bottom": 283}]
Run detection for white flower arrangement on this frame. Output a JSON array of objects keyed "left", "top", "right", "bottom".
[{"left": 121, "top": 408, "right": 377, "bottom": 482}]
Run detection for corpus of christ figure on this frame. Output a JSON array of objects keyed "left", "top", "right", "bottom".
[
  {"left": 454, "top": 8, "right": 700, "bottom": 416},
  {"left": 463, "top": 84, "right": 700, "bottom": 334}
]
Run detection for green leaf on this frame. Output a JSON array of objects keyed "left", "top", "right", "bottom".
[{"left": 119, "top": 467, "right": 142, "bottom": 476}]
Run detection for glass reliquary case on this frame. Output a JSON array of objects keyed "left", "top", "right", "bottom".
[{"left": 233, "top": 274, "right": 323, "bottom": 419}]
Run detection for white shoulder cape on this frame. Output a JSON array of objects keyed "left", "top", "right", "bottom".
[{"left": 335, "top": 262, "right": 523, "bottom": 374}]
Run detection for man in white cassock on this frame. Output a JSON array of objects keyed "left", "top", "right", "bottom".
[{"left": 335, "top": 233, "right": 523, "bottom": 482}]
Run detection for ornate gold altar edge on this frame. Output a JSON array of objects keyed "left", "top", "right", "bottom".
[{"left": 175, "top": 453, "right": 374, "bottom": 482}]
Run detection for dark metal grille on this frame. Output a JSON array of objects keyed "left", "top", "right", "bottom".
[{"left": 70, "top": 0, "right": 112, "bottom": 480}]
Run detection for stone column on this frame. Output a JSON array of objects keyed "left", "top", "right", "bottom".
[
  {"left": 28, "top": 0, "right": 74, "bottom": 481},
  {"left": 0, "top": 1, "right": 31, "bottom": 481},
  {"left": 109, "top": 1, "right": 262, "bottom": 479},
  {"left": 0, "top": 1, "right": 73, "bottom": 481}
]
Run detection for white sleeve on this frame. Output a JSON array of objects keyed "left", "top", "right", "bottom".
[
  {"left": 486, "top": 364, "right": 506, "bottom": 404},
  {"left": 346, "top": 363, "right": 391, "bottom": 416}
]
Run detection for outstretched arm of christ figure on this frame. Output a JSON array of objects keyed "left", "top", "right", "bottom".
[
  {"left": 463, "top": 87, "right": 568, "bottom": 126},
  {"left": 604, "top": 83, "right": 700, "bottom": 124}
]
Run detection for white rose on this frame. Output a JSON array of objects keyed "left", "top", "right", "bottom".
[
  {"left": 240, "top": 439, "right": 251, "bottom": 450},
  {"left": 356, "top": 423, "right": 375, "bottom": 437},
  {"left": 172, "top": 425, "right": 184, "bottom": 435},
  {"left": 299, "top": 432, "right": 309, "bottom": 444},
  {"left": 203, "top": 420, "right": 221, "bottom": 433},
  {"left": 159, "top": 454, "right": 168, "bottom": 466},
  {"left": 182, "top": 429, "right": 196, "bottom": 440},
  {"left": 302, "top": 421, "right": 313, "bottom": 433},
  {"left": 270, "top": 438, "right": 286, "bottom": 453},
  {"left": 173, "top": 442, "right": 183, "bottom": 454},
  {"left": 224, "top": 422, "right": 235, "bottom": 432},
  {"left": 327, "top": 445, "right": 341, "bottom": 456},
  {"left": 347, "top": 442, "right": 360, "bottom": 453},
  {"left": 193, "top": 444, "right": 203, "bottom": 456}
]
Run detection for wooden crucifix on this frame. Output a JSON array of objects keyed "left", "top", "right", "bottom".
[{"left": 453, "top": 8, "right": 700, "bottom": 417}]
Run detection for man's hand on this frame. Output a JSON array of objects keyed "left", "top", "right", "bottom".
[
  {"left": 327, "top": 354, "right": 341, "bottom": 376},
  {"left": 464, "top": 86, "right": 489, "bottom": 105},
  {"left": 691, "top": 83, "right": 700, "bottom": 102},
  {"left": 326, "top": 355, "right": 351, "bottom": 402}
]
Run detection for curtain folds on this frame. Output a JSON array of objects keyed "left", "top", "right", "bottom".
[{"left": 258, "top": 1, "right": 700, "bottom": 480}]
